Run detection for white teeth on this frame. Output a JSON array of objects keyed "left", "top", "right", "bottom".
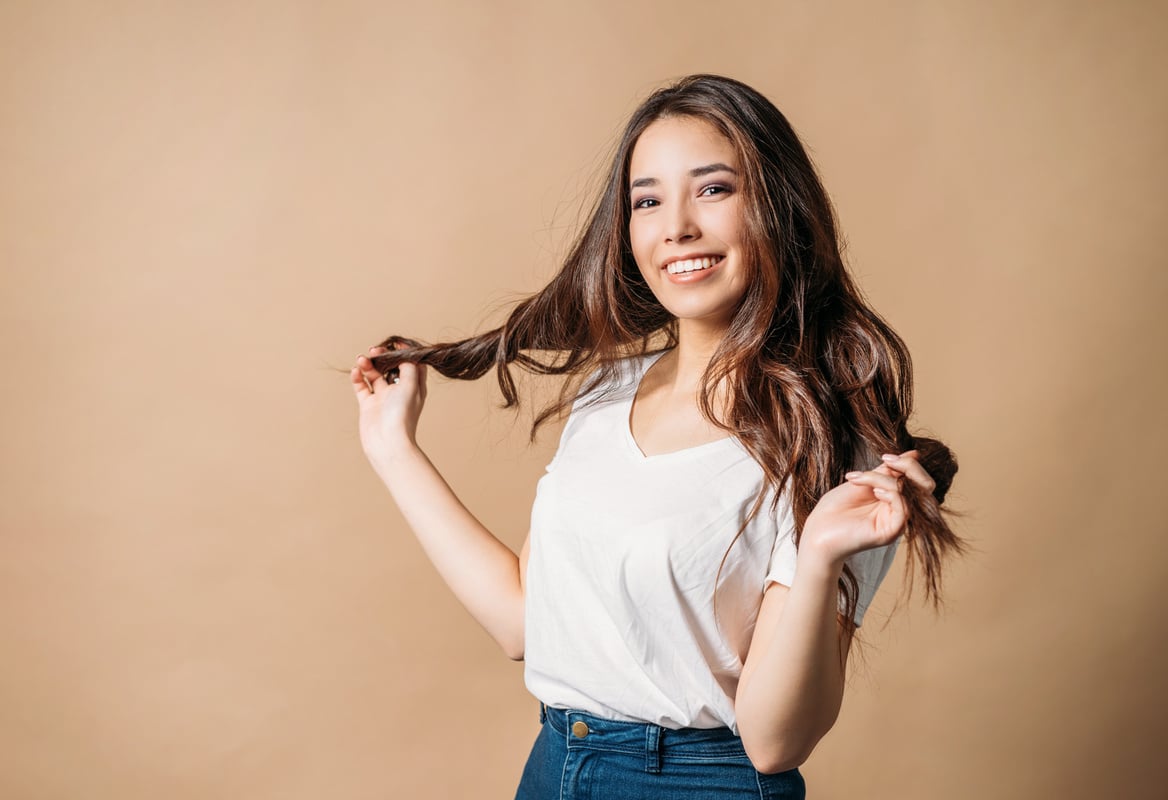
[{"left": 666, "top": 256, "right": 722, "bottom": 275}]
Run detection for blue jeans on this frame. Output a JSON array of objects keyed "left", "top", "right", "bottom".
[{"left": 515, "top": 705, "right": 805, "bottom": 799}]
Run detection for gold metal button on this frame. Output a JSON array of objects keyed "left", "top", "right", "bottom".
[{"left": 571, "top": 721, "right": 590, "bottom": 738}]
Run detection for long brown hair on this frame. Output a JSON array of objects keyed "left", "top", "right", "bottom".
[{"left": 371, "top": 74, "right": 964, "bottom": 635}]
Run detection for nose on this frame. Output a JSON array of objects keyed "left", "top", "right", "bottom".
[{"left": 664, "top": 199, "right": 699, "bottom": 243}]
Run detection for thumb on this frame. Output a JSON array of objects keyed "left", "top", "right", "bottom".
[{"left": 397, "top": 360, "right": 422, "bottom": 391}]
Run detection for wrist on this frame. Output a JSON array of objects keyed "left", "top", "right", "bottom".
[
  {"left": 369, "top": 435, "right": 423, "bottom": 477},
  {"left": 795, "top": 542, "right": 847, "bottom": 583}
]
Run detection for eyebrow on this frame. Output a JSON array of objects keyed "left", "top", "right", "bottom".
[{"left": 629, "top": 163, "right": 738, "bottom": 190}]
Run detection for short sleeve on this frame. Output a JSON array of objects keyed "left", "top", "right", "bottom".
[
  {"left": 764, "top": 503, "right": 900, "bottom": 627},
  {"left": 763, "top": 501, "right": 799, "bottom": 590}
]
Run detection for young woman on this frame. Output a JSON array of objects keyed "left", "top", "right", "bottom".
[{"left": 350, "top": 74, "right": 962, "bottom": 799}]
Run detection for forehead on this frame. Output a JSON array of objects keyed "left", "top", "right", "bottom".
[{"left": 629, "top": 116, "right": 737, "bottom": 179}]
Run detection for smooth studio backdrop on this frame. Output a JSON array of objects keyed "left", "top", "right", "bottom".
[{"left": 1, "top": 1, "right": 1165, "bottom": 797}]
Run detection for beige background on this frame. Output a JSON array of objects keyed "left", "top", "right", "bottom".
[{"left": 1, "top": 1, "right": 1165, "bottom": 797}]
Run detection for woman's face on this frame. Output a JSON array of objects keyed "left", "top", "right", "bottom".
[{"left": 627, "top": 116, "right": 748, "bottom": 332}]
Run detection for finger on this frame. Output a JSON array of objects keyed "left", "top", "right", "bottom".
[
  {"left": 845, "top": 470, "right": 902, "bottom": 494},
  {"left": 874, "top": 449, "right": 918, "bottom": 474},
  {"left": 385, "top": 342, "right": 413, "bottom": 385},
  {"left": 367, "top": 346, "right": 396, "bottom": 382},
  {"left": 879, "top": 450, "right": 919, "bottom": 472},
  {"left": 356, "top": 354, "right": 389, "bottom": 390},
  {"left": 874, "top": 487, "right": 907, "bottom": 540},
  {"left": 880, "top": 451, "right": 936, "bottom": 493},
  {"left": 396, "top": 360, "right": 421, "bottom": 391},
  {"left": 350, "top": 365, "right": 372, "bottom": 398}
]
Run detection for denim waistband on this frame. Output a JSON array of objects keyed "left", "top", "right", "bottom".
[{"left": 539, "top": 704, "right": 749, "bottom": 774}]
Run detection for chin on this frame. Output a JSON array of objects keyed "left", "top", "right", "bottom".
[{"left": 665, "top": 307, "right": 737, "bottom": 329}]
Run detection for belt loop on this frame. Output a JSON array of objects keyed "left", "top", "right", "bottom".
[
  {"left": 539, "top": 702, "right": 547, "bottom": 724},
  {"left": 644, "top": 724, "right": 662, "bottom": 774}
]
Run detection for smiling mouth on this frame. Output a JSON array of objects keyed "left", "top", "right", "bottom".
[{"left": 665, "top": 256, "right": 724, "bottom": 275}]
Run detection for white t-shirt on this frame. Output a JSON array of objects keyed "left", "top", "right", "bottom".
[{"left": 523, "top": 351, "right": 898, "bottom": 731}]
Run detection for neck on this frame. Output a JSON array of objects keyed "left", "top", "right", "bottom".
[{"left": 665, "top": 319, "right": 729, "bottom": 391}]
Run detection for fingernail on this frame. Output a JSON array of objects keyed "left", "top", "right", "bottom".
[
  {"left": 881, "top": 454, "right": 897, "bottom": 462},
  {"left": 845, "top": 471, "right": 862, "bottom": 479}
]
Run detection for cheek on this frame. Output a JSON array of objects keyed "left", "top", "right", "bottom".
[
  {"left": 711, "top": 205, "right": 744, "bottom": 246},
  {"left": 628, "top": 223, "right": 655, "bottom": 273}
]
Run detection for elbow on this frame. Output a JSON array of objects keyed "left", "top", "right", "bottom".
[
  {"left": 495, "top": 606, "right": 525, "bottom": 660},
  {"left": 747, "top": 747, "right": 812, "bottom": 775},
  {"left": 743, "top": 741, "right": 813, "bottom": 775},
  {"left": 738, "top": 719, "right": 821, "bottom": 774},
  {"left": 500, "top": 632, "right": 525, "bottom": 661},
  {"left": 735, "top": 687, "right": 841, "bottom": 774}
]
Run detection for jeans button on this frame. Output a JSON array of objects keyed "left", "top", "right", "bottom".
[{"left": 571, "top": 721, "right": 590, "bottom": 738}]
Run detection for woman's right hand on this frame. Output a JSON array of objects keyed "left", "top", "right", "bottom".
[{"left": 351, "top": 344, "right": 428, "bottom": 475}]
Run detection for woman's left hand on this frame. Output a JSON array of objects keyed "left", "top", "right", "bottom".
[{"left": 799, "top": 451, "right": 936, "bottom": 569}]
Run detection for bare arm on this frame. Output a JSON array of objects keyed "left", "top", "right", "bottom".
[
  {"left": 736, "top": 452, "right": 934, "bottom": 773},
  {"left": 735, "top": 559, "right": 849, "bottom": 773},
  {"left": 352, "top": 347, "right": 526, "bottom": 660}
]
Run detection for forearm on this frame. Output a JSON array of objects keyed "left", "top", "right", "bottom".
[
  {"left": 736, "top": 555, "right": 846, "bottom": 772},
  {"left": 373, "top": 442, "right": 525, "bottom": 659}
]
